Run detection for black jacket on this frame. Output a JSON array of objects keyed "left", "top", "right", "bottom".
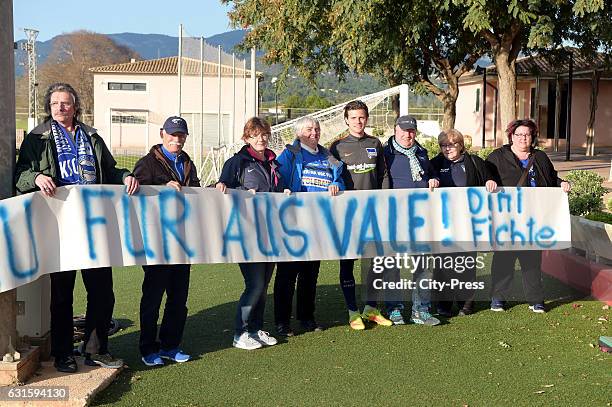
[
  {"left": 485, "top": 145, "right": 562, "bottom": 187},
  {"left": 329, "top": 133, "right": 389, "bottom": 190},
  {"left": 133, "top": 145, "right": 200, "bottom": 187},
  {"left": 430, "top": 152, "right": 493, "bottom": 187},
  {"left": 218, "top": 144, "right": 284, "bottom": 192}
]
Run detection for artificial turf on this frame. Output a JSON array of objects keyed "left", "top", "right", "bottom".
[{"left": 72, "top": 259, "right": 611, "bottom": 406}]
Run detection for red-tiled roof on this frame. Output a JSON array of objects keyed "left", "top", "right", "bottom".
[{"left": 90, "top": 56, "right": 261, "bottom": 77}]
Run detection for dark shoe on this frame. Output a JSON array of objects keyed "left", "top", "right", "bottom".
[
  {"left": 528, "top": 303, "right": 546, "bottom": 314},
  {"left": 490, "top": 299, "right": 506, "bottom": 312},
  {"left": 87, "top": 352, "right": 123, "bottom": 369},
  {"left": 436, "top": 307, "right": 453, "bottom": 318},
  {"left": 54, "top": 355, "right": 78, "bottom": 373},
  {"left": 458, "top": 307, "right": 473, "bottom": 316},
  {"left": 276, "top": 323, "right": 295, "bottom": 337},
  {"left": 300, "top": 320, "right": 324, "bottom": 332}
]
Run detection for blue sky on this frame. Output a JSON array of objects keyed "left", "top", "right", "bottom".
[{"left": 13, "top": 0, "right": 233, "bottom": 41}]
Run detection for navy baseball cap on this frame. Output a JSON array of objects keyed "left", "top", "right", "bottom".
[
  {"left": 162, "top": 116, "right": 189, "bottom": 135},
  {"left": 396, "top": 115, "right": 417, "bottom": 131}
]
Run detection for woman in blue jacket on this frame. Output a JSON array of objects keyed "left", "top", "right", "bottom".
[{"left": 273, "top": 116, "right": 344, "bottom": 336}]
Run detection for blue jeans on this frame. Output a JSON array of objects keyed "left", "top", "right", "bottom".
[
  {"left": 385, "top": 265, "right": 431, "bottom": 314},
  {"left": 235, "top": 262, "right": 274, "bottom": 336},
  {"left": 411, "top": 266, "right": 432, "bottom": 314}
]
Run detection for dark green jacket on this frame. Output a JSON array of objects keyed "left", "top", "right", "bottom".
[{"left": 15, "top": 119, "right": 131, "bottom": 193}]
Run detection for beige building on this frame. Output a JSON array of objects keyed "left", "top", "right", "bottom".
[
  {"left": 455, "top": 50, "right": 612, "bottom": 149},
  {"left": 90, "top": 56, "right": 261, "bottom": 153}
]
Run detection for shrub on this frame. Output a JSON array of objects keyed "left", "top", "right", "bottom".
[
  {"left": 607, "top": 198, "right": 612, "bottom": 212},
  {"left": 463, "top": 134, "right": 473, "bottom": 150},
  {"left": 371, "top": 127, "right": 386, "bottom": 138},
  {"left": 418, "top": 136, "right": 440, "bottom": 159},
  {"left": 565, "top": 170, "right": 607, "bottom": 216},
  {"left": 476, "top": 146, "right": 495, "bottom": 160}
]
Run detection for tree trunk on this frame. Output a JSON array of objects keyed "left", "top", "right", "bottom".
[
  {"left": 441, "top": 88, "right": 458, "bottom": 131},
  {"left": 585, "top": 70, "right": 601, "bottom": 157},
  {"left": 391, "top": 94, "right": 400, "bottom": 118},
  {"left": 441, "top": 97, "right": 456, "bottom": 130},
  {"left": 494, "top": 50, "right": 517, "bottom": 129}
]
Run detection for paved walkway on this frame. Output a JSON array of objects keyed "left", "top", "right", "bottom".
[
  {"left": 1, "top": 358, "right": 122, "bottom": 407},
  {"left": 546, "top": 146, "right": 612, "bottom": 203}
]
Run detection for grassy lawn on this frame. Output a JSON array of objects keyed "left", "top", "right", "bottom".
[
  {"left": 113, "top": 155, "right": 143, "bottom": 172},
  {"left": 16, "top": 118, "right": 28, "bottom": 131},
  {"left": 73, "top": 259, "right": 611, "bottom": 406}
]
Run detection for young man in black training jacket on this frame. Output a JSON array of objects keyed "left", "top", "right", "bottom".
[{"left": 329, "top": 100, "right": 392, "bottom": 330}]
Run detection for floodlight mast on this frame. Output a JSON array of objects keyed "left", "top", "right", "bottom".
[{"left": 22, "top": 28, "right": 39, "bottom": 124}]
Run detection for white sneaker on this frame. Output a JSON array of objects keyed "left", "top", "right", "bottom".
[
  {"left": 251, "top": 330, "right": 278, "bottom": 346},
  {"left": 233, "top": 332, "right": 262, "bottom": 350}
]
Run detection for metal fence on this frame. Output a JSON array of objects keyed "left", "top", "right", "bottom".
[{"left": 171, "top": 26, "right": 256, "bottom": 176}]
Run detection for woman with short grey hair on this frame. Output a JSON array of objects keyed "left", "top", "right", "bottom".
[{"left": 273, "top": 116, "right": 345, "bottom": 336}]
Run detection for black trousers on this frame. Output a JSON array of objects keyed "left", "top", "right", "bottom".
[
  {"left": 139, "top": 264, "right": 190, "bottom": 356},
  {"left": 490, "top": 251, "right": 544, "bottom": 305},
  {"left": 50, "top": 268, "right": 114, "bottom": 358},
  {"left": 274, "top": 261, "right": 320, "bottom": 325},
  {"left": 433, "top": 252, "right": 477, "bottom": 312}
]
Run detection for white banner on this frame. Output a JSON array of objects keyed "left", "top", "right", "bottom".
[{"left": 0, "top": 185, "right": 570, "bottom": 293}]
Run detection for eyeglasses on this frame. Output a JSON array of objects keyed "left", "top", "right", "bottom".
[
  {"left": 440, "top": 142, "right": 461, "bottom": 149},
  {"left": 50, "top": 101, "right": 73, "bottom": 108},
  {"left": 513, "top": 132, "right": 532, "bottom": 139},
  {"left": 248, "top": 133, "right": 269, "bottom": 140}
]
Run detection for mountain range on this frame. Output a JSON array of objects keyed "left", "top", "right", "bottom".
[
  {"left": 14, "top": 29, "right": 440, "bottom": 106},
  {"left": 14, "top": 29, "right": 250, "bottom": 76}
]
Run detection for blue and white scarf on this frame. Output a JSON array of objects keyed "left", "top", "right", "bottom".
[
  {"left": 50, "top": 121, "right": 97, "bottom": 185},
  {"left": 392, "top": 137, "right": 423, "bottom": 182}
]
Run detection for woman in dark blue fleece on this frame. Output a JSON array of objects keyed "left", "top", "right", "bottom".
[
  {"left": 430, "top": 129, "right": 497, "bottom": 317},
  {"left": 216, "top": 117, "right": 288, "bottom": 350}
]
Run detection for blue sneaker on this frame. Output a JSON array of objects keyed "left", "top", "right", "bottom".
[
  {"left": 159, "top": 348, "right": 191, "bottom": 363},
  {"left": 141, "top": 353, "right": 164, "bottom": 367},
  {"left": 388, "top": 308, "right": 406, "bottom": 325},
  {"left": 490, "top": 299, "right": 506, "bottom": 312},
  {"left": 528, "top": 303, "right": 546, "bottom": 313},
  {"left": 410, "top": 311, "right": 440, "bottom": 326}
]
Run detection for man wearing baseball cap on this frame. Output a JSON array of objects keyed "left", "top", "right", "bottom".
[
  {"left": 395, "top": 115, "right": 418, "bottom": 132},
  {"left": 383, "top": 114, "right": 440, "bottom": 326},
  {"left": 132, "top": 115, "right": 200, "bottom": 367}
]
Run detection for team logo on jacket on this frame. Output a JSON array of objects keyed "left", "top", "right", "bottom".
[{"left": 365, "top": 148, "right": 377, "bottom": 159}]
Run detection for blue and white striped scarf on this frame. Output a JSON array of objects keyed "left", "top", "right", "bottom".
[{"left": 50, "top": 121, "right": 97, "bottom": 185}]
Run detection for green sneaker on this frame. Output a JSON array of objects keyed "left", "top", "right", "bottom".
[
  {"left": 89, "top": 353, "right": 123, "bottom": 369},
  {"left": 349, "top": 311, "right": 365, "bottom": 330},
  {"left": 362, "top": 305, "right": 393, "bottom": 326}
]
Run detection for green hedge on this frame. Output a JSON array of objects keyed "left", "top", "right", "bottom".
[
  {"left": 565, "top": 170, "right": 607, "bottom": 216},
  {"left": 584, "top": 211, "right": 612, "bottom": 225}
]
